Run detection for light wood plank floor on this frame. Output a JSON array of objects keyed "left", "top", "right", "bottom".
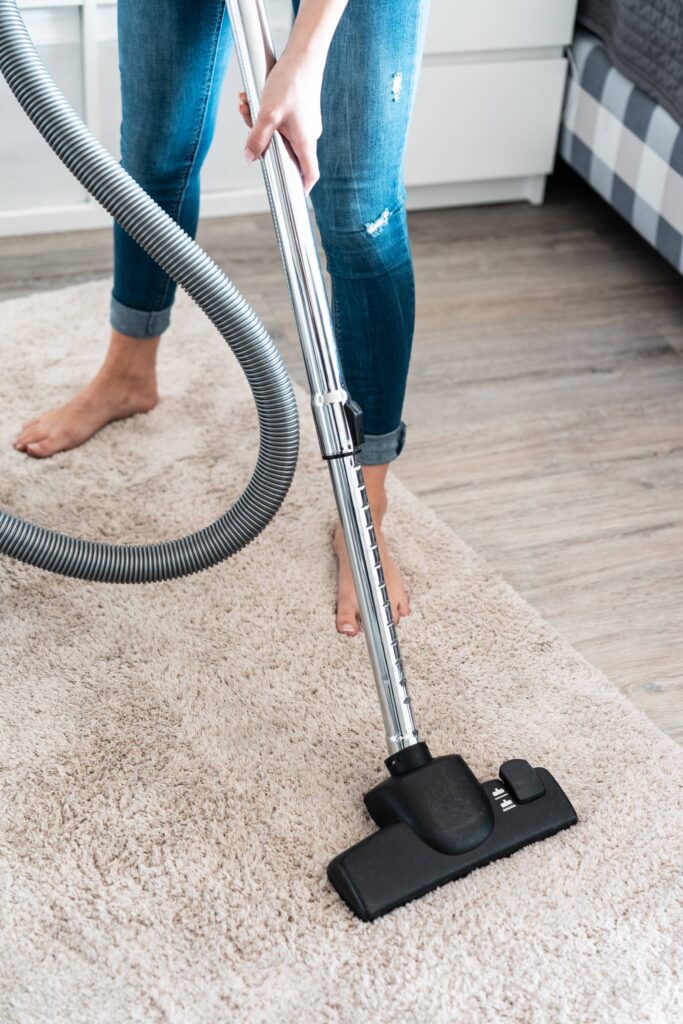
[{"left": 1, "top": 164, "right": 681, "bottom": 743}]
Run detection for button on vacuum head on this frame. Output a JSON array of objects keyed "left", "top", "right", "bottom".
[{"left": 499, "top": 759, "right": 547, "bottom": 803}]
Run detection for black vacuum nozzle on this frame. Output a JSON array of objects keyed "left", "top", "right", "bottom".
[{"left": 328, "top": 752, "right": 577, "bottom": 921}]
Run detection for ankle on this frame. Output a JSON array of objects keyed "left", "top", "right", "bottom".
[
  {"left": 101, "top": 329, "right": 160, "bottom": 384},
  {"left": 366, "top": 500, "right": 387, "bottom": 536},
  {"left": 363, "top": 464, "right": 389, "bottom": 528}
]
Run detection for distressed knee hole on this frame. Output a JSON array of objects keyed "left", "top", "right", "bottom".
[
  {"left": 364, "top": 207, "right": 392, "bottom": 236},
  {"left": 391, "top": 72, "right": 403, "bottom": 102}
]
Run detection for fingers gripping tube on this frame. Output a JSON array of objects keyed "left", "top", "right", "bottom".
[{"left": 0, "top": 0, "right": 299, "bottom": 583}]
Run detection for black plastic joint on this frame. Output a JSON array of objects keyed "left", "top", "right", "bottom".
[
  {"left": 385, "top": 741, "right": 432, "bottom": 776},
  {"left": 344, "top": 398, "right": 364, "bottom": 449},
  {"left": 321, "top": 398, "right": 365, "bottom": 461}
]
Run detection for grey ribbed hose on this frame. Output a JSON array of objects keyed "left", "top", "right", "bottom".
[{"left": 0, "top": 0, "right": 299, "bottom": 583}]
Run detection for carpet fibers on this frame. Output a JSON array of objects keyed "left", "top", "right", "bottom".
[{"left": 1, "top": 282, "right": 681, "bottom": 1024}]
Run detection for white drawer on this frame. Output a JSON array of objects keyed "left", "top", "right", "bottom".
[
  {"left": 424, "top": 0, "right": 578, "bottom": 54},
  {"left": 404, "top": 58, "right": 568, "bottom": 186}
]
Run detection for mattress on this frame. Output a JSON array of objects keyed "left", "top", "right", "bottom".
[
  {"left": 577, "top": 0, "right": 683, "bottom": 124},
  {"left": 559, "top": 29, "right": 683, "bottom": 275}
]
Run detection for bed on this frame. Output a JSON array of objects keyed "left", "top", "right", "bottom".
[{"left": 559, "top": 1, "right": 683, "bottom": 275}]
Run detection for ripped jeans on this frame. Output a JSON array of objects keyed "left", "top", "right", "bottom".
[{"left": 111, "top": 0, "right": 431, "bottom": 464}]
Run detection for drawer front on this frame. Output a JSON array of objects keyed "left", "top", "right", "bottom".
[
  {"left": 404, "top": 59, "right": 568, "bottom": 186},
  {"left": 424, "top": 0, "right": 578, "bottom": 54}
]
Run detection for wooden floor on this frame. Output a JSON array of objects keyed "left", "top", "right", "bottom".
[{"left": 1, "top": 163, "right": 681, "bottom": 744}]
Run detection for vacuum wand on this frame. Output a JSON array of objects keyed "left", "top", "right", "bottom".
[
  {"left": 225, "top": 0, "right": 421, "bottom": 756},
  {"left": 226, "top": 0, "right": 578, "bottom": 922}
]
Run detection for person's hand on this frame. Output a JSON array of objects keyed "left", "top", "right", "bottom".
[{"left": 237, "top": 52, "right": 323, "bottom": 195}]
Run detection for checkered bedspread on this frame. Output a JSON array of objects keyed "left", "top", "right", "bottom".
[{"left": 559, "top": 29, "right": 683, "bottom": 275}]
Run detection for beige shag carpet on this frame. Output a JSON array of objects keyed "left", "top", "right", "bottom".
[{"left": 1, "top": 281, "right": 681, "bottom": 1024}]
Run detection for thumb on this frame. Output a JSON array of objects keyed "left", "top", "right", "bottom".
[
  {"left": 290, "top": 135, "right": 320, "bottom": 195},
  {"left": 244, "top": 107, "right": 278, "bottom": 162}
]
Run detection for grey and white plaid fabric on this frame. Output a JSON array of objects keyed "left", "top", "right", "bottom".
[{"left": 559, "top": 29, "right": 683, "bottom": 275}]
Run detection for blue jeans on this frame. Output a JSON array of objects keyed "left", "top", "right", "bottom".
[{"left": 111, "top": 0, "right": 430, "bottom": 464}]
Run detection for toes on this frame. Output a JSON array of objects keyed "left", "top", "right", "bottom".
[
  {"left": 14, "top": 426, "right": 35, "bottom": 447},
  {"left": 337, "top": 620, "right": 360, "bottom": 638},
  {"left": 25, "top": 439, "right": 54, "bottom": 458},
  {"left": 388, "top": 590, "right": 411, "bottom": 626},
  {"left": 15, "top": 424, "right": 46, "bottom": 450},
  {"left": 17, "top": 420, "right": 78, "bottom": 457},
  {"left": 25, "top": 431, "right": 71, "bottom": 458},
  {"left": 336, "top": 602, "right": 360, "bottom": 637}
]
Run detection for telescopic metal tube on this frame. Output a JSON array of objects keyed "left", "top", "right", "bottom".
[{"left": 225, "top": 0, "right": 421, "bottom": 754}]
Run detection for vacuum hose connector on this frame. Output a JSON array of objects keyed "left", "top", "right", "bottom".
[{"left": 0, "top": 0, "right": 299, "bottom": 583}]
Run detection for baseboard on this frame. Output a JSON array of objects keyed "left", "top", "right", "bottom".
[
  {"left": 0, "top": 175, "right": 547, "bottom": 239},
  {"left": 405, "top": 175, "right": 547, "bottom": 209}
]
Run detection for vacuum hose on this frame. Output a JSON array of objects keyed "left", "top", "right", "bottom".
[{"left": 0, "top": 0, "right": 299, "bottom": 583}]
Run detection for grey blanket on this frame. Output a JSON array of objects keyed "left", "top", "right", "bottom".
[{"left": 577, "top": 0, "right": 683, "bottom": 124}]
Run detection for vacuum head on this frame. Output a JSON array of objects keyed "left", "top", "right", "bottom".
[{"left": 328, "top": 745, "right": 577, "bottom": 921}]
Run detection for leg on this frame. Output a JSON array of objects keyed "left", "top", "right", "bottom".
[
  {"left": 300, "top": 0, "right": 431, "bottom": 631},
  {"left": 15, "top": 0, "right": 233, "bottom": 457},
  {"left": 111, "top": 0, "right": 233, "bottom": 334},
  {"left": 332, "top": 463, "right": 407, "bottom": 635}
]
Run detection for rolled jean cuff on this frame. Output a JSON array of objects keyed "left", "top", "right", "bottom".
[
  {"left": 359, "top": 420, "right": 407, "bottom": 466},
  {"left": 110, "top": 294, "right": 172, "bottom": 339}
]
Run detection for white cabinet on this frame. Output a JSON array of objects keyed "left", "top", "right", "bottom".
[
  {"left": 0, "top": 0, "right": 295, "bottom": 235},
  {"left": 405, "top": 0, "right": 579, "bottom": 209},
  {"left": 424, "top": 1, "right": 578, "bottom": 54},
  {"left": 0, "top": 4, "right": 86, "bottom": 218},
  {"left": 0, "top": 0, "right": 578, "bottom": 235}
]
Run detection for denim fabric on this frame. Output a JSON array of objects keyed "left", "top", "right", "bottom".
[{"left": 112, "top": 0, "right": 430, "bottom": 463}]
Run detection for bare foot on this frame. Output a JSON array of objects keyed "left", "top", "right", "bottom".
[
  {"left": 14, "top": 331, "right": 159, "bottom": 458},
  {"left": 332, "top": 462, "right": 411, "bottom": 636}
]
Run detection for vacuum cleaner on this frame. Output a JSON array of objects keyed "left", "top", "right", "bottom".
[{"left": 0, "top": 0, "right": 577, "bottom": 921}]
